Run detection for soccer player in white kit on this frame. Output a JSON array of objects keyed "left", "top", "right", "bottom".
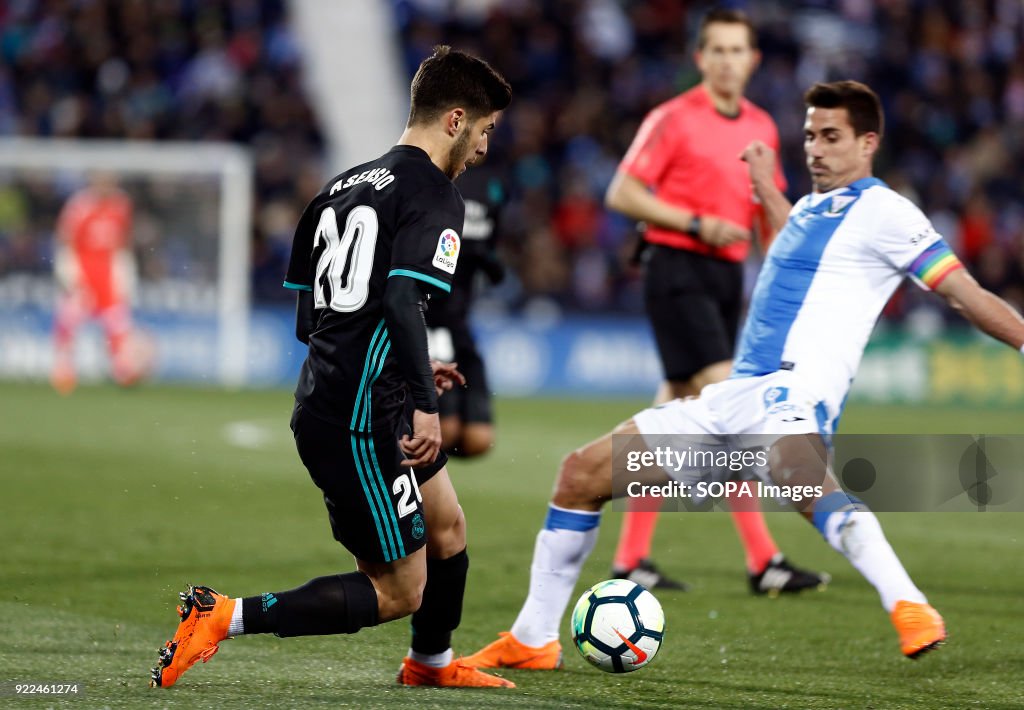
[{"left": 465, "top": 80, "right": 1024, "bottom": 670}]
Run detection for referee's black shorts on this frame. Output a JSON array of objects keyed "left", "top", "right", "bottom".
[
  {"left": 290, "top": 400, "right": 448, "bottom": 564},
  {"left": 643, "top": 244, "right": 743, "bottom": 382},
  {"left": 435, "top": 321, "right": 493, "bottom": 425}
]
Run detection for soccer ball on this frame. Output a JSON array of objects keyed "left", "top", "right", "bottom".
[{"left": 570, "top": 579, "right": 665, "bottom": 673}]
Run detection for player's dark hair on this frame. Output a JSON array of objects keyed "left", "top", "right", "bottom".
[
  {"left": 407, "top": 46, "right": 512, "bottom": 127},
  {"left": 697, "top": 7, "right": 757, "bottom": 49},
  {"left": 804, "top": 81, "right": 884, "bottom": 139}
]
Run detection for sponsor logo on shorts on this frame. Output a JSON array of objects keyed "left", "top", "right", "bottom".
[
  {"left": 411, "top": 513, "right": 425, "bottom": 540},
  {"left": 763, "top": 386, "right": 789, "bottom": 409}
]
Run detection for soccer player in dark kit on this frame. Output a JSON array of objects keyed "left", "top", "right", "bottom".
[
  {"left": 425, "top": 161, "right": 507, "bottom": 458},
  {"left": 148, "top": 46, "right": 514, "bottom": 690}
]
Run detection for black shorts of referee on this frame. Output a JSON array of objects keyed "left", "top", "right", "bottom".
[{"left": 643, "top": 244, "right": 743, "bottom": 382}]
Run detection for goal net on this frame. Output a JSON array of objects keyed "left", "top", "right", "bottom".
[{"left": 0, "top": 138, "right": 253, "bottom": 387}]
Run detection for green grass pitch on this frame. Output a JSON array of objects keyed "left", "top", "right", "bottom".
[{"left": 1, "top": 382, "right": 1022, "bottom": 708}]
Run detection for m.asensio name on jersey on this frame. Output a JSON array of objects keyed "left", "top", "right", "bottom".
[{"left": 330, "top": 168, "right": 396, "bottom": 193}]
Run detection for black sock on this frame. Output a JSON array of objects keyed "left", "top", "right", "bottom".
[
  {"left": 411, "top": 548, "right": 469, "bottom": 655},
  {"left": 241, "top": 572, "right": 379, "bottom": 637}
]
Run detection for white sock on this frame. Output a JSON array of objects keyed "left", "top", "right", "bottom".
[
  {"left": 822, "top": 510, "right": 927, "bottom": 612},
  {"left": 408, "top": 647, "right": 453, "bottom": 668},
  {"left": 228, "top": 598, "right": 244, "bottom": 636},
  {"left": 510, "top": 505, "right": 601, "bottom": 647}
]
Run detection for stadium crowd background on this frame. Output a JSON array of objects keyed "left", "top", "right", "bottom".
[
  {"left": 0, "top": 0, "right": 325, "bottom": 300},
  {"left": 1, "top": 0, "right": 1022, "bottom": 326}
]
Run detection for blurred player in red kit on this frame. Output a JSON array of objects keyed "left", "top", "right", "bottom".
[{"left": 51, "top": 173, "right": 150, "bottom": 393}]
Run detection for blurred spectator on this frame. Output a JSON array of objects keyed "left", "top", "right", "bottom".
[
  {"left": 0, "top": 0, "right": 323, "bottom": 303},
  {"left": 393, "top": 0, "right": 1024, "bottom": 319},
  {"left": 2, "top": 0, "right": 1022, "bottom": 318}
]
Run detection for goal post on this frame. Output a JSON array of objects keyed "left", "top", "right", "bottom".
[{"left": 0, "top": 138, "right": 253, "bottom": 387}]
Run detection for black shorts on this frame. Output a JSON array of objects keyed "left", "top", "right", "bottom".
[
  {"left": 439, "top": 350, "right": 492, "bottom": 423},
  {"left": 441, "top": 338, "right": 492, "bottom": 425},
  {"left": 429, "top": 321, "right": 493, "bottom": 424},
  {"left": 290, "top": 401, "right": 448, "bottom": 563},
  {"left": 643, "top": 245, "right": 743, "bottom": 382}
]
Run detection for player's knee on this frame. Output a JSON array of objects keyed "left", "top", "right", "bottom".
[
  {"left": 449, "top": 504, "right": 467, "bottom": 547},
  {"left": 376, "top": 576, "right": 426, "bottom": 621},
  {"left": 427, "top": 504, "right": 466, "bottom": 558},
  {"left": 397, "top": 586, "right": 425, "bottom": 618},
  {"left": 383, "top": 588, "right": 424, "bottom": 621},
  {"left": 768, "top": 434, "right": 835, "bottom": 513},
  {"left": 459, "top": 425, "right": 494, "bottom": 457},
  {"left": 440, "top": 417, "right": 462, "bottom": 450},
  {"left": 553, "top": 449, "right": 601, "bottom": 507}
]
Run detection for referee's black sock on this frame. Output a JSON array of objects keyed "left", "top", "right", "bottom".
[
  {"left": 240, "top": 572, "right": 379, "bottom": 637},
  {"left": 410, "top": 548, "right": 469, "bottom": 655}
]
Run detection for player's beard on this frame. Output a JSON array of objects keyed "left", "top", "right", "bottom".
[{"left": 445, "top": 125, "right": 473, "bottom": 180}]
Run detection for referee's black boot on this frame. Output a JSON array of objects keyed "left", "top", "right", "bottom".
[
  {"left": 612, "top": 559, "right": 690, "bottom": 591},
  {"left": 749, "top": 553, "right": 831, "bottom": 597}
]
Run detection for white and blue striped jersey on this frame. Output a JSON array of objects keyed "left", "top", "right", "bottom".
[{"left": 732, "top": 177, "right": 957, "bottom": 427}]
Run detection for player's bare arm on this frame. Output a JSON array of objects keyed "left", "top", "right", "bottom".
[
  {"left": 934, "top": 269, "right": 1024, "bottom": 349},
  {"left": 699, "top": 215, "right": 751, "bottom": 248},
  {"left": 605, "top": 171, "right": 691, "bottom": 231},
  {"left": 605, "top": 171, "right": 750, "bottom": 247},
  {"left": 741, "top": 139, "right": 792, "bottom": 233}
]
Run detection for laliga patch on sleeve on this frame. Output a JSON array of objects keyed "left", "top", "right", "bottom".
[{"left": 432, "top": 229, "right": 460, "bottom": 274}]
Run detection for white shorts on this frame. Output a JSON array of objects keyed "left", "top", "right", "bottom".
[{"left": 631, "top": 371, "right": 830, "bottom": 488}]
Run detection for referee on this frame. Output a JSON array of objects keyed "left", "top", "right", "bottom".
[{"left": 605, "top": 7, "right": 827, "bottom": 595}]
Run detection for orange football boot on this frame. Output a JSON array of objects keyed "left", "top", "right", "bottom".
[
  {"left": 150, "top": 585, "right": 234, "bottom": 687},
  {"left": 890, "top": 600, "right": 946, "bottom": 659},
  {"left": 396, "top": 656, "right": 515, "bottom": 688},
  {"left": 461, "top": 631, "right": 563, "bottom": 670}
]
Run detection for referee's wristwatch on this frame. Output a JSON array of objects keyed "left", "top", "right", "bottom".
[{"left": 687, "top": 215, "right": 701, "bottom": 236}]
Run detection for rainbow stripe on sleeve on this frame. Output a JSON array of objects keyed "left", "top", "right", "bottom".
[{"left": 908, "top": 239, "right": 963, "bottom": 289}]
